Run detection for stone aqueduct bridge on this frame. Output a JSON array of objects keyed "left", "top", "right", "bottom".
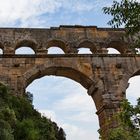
[{"left": 0, "top": 25, "right": 139, "bottom": 138}]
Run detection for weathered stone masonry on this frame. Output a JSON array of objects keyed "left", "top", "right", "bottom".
[{"left": 0, "top": 25, "right": 139, "bottom": 139}]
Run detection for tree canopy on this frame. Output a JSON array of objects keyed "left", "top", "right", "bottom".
[
  {"left": 107, "top": 99, "right": 140, "bottom": 140},
  {"left": 103, "top": 0, "right": 140, "bottom": 48},
  {"left": 0, "top": 83, "right": 66, "bottom": 140}
]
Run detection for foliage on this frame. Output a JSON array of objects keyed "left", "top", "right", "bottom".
[
  {"left": 0, "top": 83, "right": 66, "bottom": 140},
  {"left": 108, "top": 99, "right": 140, "bottom": 140},
  {"left": 0, "top": 119, "right": 14, "bottom": 140},
  {"left": 103, "top": 0, "right": 140, "bottom": 48}
]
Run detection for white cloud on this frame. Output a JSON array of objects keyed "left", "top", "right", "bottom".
[
  {"left": 27, "top": 76, "right": 85, "bottom": 96},
  {"left": 62, "top": 0, "right": 105, "bottom": 12},
  {"left": 0, "top": 0, "right": 61, "bottom": 26},
  {"left": 39, "top": 108, "right": 99, "bottom": 140},
  {"left": 66, "top": 111, "right": 97, "bottom": 123},
  {"left": 53, "top": 90, "right": 96, "bottom": 111},
  {"left": 0, "top": 0, "right": 112, "bottom": 27},
  {"left": 62, "top": 123, "right": 99, "bottom": 140},
  {"left": 0, "top": 0, "right": 139, "bottom": 27}
]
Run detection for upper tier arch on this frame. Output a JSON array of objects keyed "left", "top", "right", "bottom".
[
  {"left": 46, "top": 39, "right": 68, "bottom": 53},
  {"left": 107, "top": 40, "right": 128, "bottom": 54},
  {"left": 77, "top": 40, "right": 97, "bottom": 53},
  {"left": 15, "top": 39, "right": 37, "bottom": 54}
]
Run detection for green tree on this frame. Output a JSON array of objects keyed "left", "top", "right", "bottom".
[
  {"left": 0, "top": 83, "right": 66, "bottom": 140},
  {"left": 107, "top": 99, "right": 140, "bottom": 140},
  {"left": 57, "top": 127, "right": 66, "bottom": 140},
  {"left": 103, "top": 0, "right": 140, "bottom": 48},
  {"left": 14, "top": 119, "right": 39, "bottom": 140},
  {"left": 0, "top": 119, "right": 14, "bottom": 140}
]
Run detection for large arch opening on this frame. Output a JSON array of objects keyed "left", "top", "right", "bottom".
[
  {"left": 26, "top": 76, "right": 99, "bottom": 140},
  {"left": 21, "top": 66, "right": 99, "bottom": 140},
  {"left": 126, "top": 75, "right": 140, "bottom": 105}
]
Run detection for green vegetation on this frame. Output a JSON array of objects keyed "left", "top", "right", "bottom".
[
  {"left": 103, "top": 0, "right": 140, "bottom": 48},
  {"left": 0, "top": 83, "right": 66, "bottom": 140},
  {"left": 107, "top": 99, "right": 140, "bottom": 140}
]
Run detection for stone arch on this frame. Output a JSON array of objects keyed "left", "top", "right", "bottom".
[
  {"left": 123, "top": 67, "right": 140, "bottom": 96},
  {"left": 77, "top": 40, "right": 97, "bottom": 53},
  {"left": 46, "top": 39, "right": 68, "bottom": 53},
  {"left": 107, "top": 41, "right": 127, "bottom": 54},
  {"left": 131, "top": 69, "right": 140, "bottom": 77},
  {"left": 125, "top": 67, "right": 140, "bottom": 107},
  {"left": 15, "top": 39, "right": 37, "bottom": 54},
  {"left": 25, "top": 67, "right": 100, "bottom": 140},
  {"left": 22, "top": 65, "right": 93, "bottom": 90}
]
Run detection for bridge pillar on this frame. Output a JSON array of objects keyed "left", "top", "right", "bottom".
[
  {"left": 3, "top": 41, "right": 15, "bottom": 55},
  {"left": 96, "top": 103, "right": 120, "bottom": 139},
  {"left": 88, "top": 78, "right": 125, "bottom": 139},
  {"left": 4, "top": 48, "right": 15, "bottom": 55},
  {"left": 36, "top": 49, "right": 48, "bottom": 55}
]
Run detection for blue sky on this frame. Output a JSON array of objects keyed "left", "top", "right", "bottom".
[
  {"left": 1, "top": 0, "right": 140, "bottom": 140},
  {"left": 0, "top": 0, "right": 112, "bottom": 28}
]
